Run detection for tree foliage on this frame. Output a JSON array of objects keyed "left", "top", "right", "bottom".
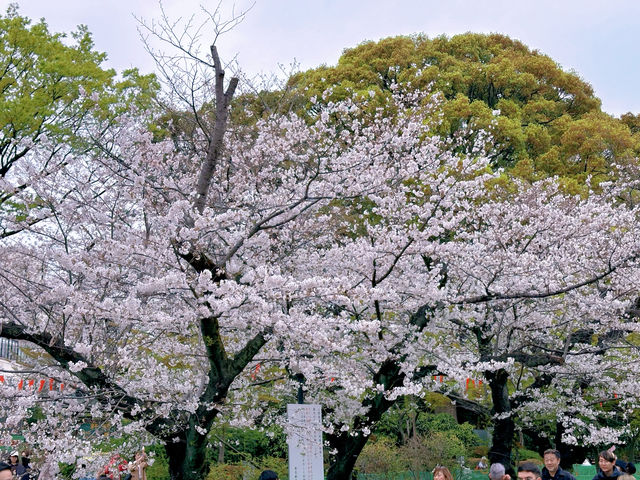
[
  {"left": 3, "top": 14, "right": 640, "bottom": 480},
  {"left": 0, "top": 5, "right": 158, "bottom": 239},
  {"left": 288, "top": 33, "right": 638, "bottom": 182}
]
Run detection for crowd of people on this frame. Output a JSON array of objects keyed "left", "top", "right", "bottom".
[
  {"left": 0, "top": 446, "right": 636, "bottom": 480},
  {"left": 94, "top": 450, "right": 148, "bottom": 480},
  {"left": 438, "top": 449, "right": 637, "bottom": 480},
  {"left": 0, "top": 449, "right": 148, "bottom": 480},
  {"left": 0, "top": 451, "right": 31, "bottom": 480}
]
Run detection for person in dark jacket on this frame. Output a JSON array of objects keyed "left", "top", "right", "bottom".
[
  {"left": 542, "top": 449, "right": 576, "bottom": 480},
  {"left": 593, "top": 449, "right": 623, "bottom": 480},
  {"left": 258, "top": 471, "right": 278, "bottom": 480},
  {"left": 615, "top": 460, "right": 636, "bottom": 475},
  {"left": 9, "top": 451, "right": 27, "bottom": 479},
  {"left": 19, "top": 452, "right": 30, "bottom": 471}
]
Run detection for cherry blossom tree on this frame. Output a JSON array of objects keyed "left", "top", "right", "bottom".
[
  {"left": 2, "top": 15, "right": 640, "bottom": 480},
  {"left": 254, "top": 161, "right": 640, "bottom": 479},
  {"left": 0, "top": 7, "right": 158, "bottom": 242},
  {"left": 432, "top": 176, "right": 640, "bottom": 468},
  {"left": 0, "top": 46, "right": 492, "bottom": 479}
]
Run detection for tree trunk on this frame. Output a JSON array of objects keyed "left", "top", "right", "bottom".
[
  {"left": 217, "top": 442, "right": 225, "bottom": 464},
  {"left": 326, "top": 432, "right": 371, "bottom": 480},
  {"left": 486, "top": 368, "right": 515, "bottom": 472},
  {"left": 165, "top": 435, "right": 189, "bottom": 480},
  {"left": 555, "top": 421, "right": 590, "bottom": 470},
  {"left": 326, "top": 360, "right": 408, "bottom": 480},
  {"left": 164, "top": 424, "right": 215, "bottom": 480}
]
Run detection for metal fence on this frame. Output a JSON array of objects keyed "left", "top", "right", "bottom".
[{"left": 574, "top": 465, "right": 597, "bottom": 480}]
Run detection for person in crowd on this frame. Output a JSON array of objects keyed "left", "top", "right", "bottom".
[
  {"left": 258, "top": 471, "right": 279, "bottom": 480},
  {"left": 593, "top": 449, "right": 623, "bottom": 480},
  {"left": 129, "top": 450, "right": 148, "bottom": 480},
  {"left": 19, "top": 451, "right": 30, "bottom": 471},
  {"left": 542, "top": 449, "right": 576, "bottom": 480},
  {"left": 518, "top": 462, "right": 542, "bottom": 480},
  {"left": 8, "top": 451, "right": 27, "bottom": 479},
  {"left": 615, "top": 460, "right": 636, "bottom": 475},
  {"left": 105, "top": 454, "right": 128, "bottom": 480},
  {"left": 477, "top": 457, "right": 488, "bottom": 470},
  {"left": 490, "top": 463, "right": 511, "bottom": 480},
  {"left": 433, "top": 466, "right": 455, "bottom": 480},
  {"left": 0, "top": 462, "right": 13, "bottom": 480}
]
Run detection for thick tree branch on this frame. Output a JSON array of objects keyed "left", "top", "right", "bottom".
[
  {"left": 498, "top": 350, "right": 565, "bottom": 367},
  {"left": 193, "top": 45, "right": 238, "bottom": 214},
  {"left": 0, "top": 320, "right": 176, "bottom": 436}
]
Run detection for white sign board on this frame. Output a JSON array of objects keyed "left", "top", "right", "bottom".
[{"left": 287, "top": 404, "right": 324, "bottom": 480}]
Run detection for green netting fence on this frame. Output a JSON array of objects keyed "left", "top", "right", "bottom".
[
  {"left": 573, "top": 464, "right": 597, "bottom": 480},
  {"left": 358, "top": 465, "right": 611, "bottom": 480},
  {"left": 358, "top": 468, "right": 489, "bottom": 480}
]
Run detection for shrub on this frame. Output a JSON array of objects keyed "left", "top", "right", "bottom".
[
  {"left": 206, "top": 463, "right": 249, "bottom": 480},
  {"left": 356, "top": 437, "right": 404, "bottom": 475},
  {"left": 400, "top": 431, "right": 466, "bottom": 472},
  {"left": 516, "top": 448, "right": 542, "bottom": 463}
]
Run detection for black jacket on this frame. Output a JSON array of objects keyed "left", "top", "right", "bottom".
[
  {"left": 615, "top": 460, "right": 636, "bottom": 475},
  {"left": 542, "top": 467, "right": 576, "bottom": 480},
  {"left": 592, "top": 469, "right": 623, "bottom": 480}
]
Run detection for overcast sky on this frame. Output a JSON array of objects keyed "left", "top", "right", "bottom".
[{"left": 2, "top": 0, "right": 639, "bottom": 116}]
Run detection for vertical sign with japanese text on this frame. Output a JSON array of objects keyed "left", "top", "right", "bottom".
[{"left": 287, "top": 404, "right": 324, "bottom": 480}]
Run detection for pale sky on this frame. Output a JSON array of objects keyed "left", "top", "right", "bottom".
[{"left": 2, "top": 0, "right": 640, "bottom": 116}]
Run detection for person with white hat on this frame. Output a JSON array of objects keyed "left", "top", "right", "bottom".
[{"left": 8, "top": 452, "right": 27, "bottom": 480}]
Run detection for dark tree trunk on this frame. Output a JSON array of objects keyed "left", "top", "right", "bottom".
[
  {"left": 486, "top": 368, "right": 515, "bottom": 472},
  {"left": 326, "top": 432, "right": 371, "bottom": 480},
  {"left": 163, "top": 418, "right": 219, "bottom": 480},
  {"left": 326, "top": 305, "right": 437, "bottom": 480},
  {"left": 555, "top": 421, "right": 590, "bottom": 470},
  {"left": 165, "top": 435, "right": 189, "bottom": 480},
  {"left": 326, "top": 360, "right": 406, "bottom": 480}
]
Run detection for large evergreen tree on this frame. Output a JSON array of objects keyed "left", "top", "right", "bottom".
[{"left": 288, "top": 33, "right": 638, "bottom": 184}]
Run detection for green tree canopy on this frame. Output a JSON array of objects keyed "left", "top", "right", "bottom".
[
  {"left": 0, "top": 5, "right": 158, "bottom": 177},
  {"left": 288, "top": 33, "right": 638, "bottom": 182},
  {"left": 0, "top": 5, "right": 158, "bottom": 238}
]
